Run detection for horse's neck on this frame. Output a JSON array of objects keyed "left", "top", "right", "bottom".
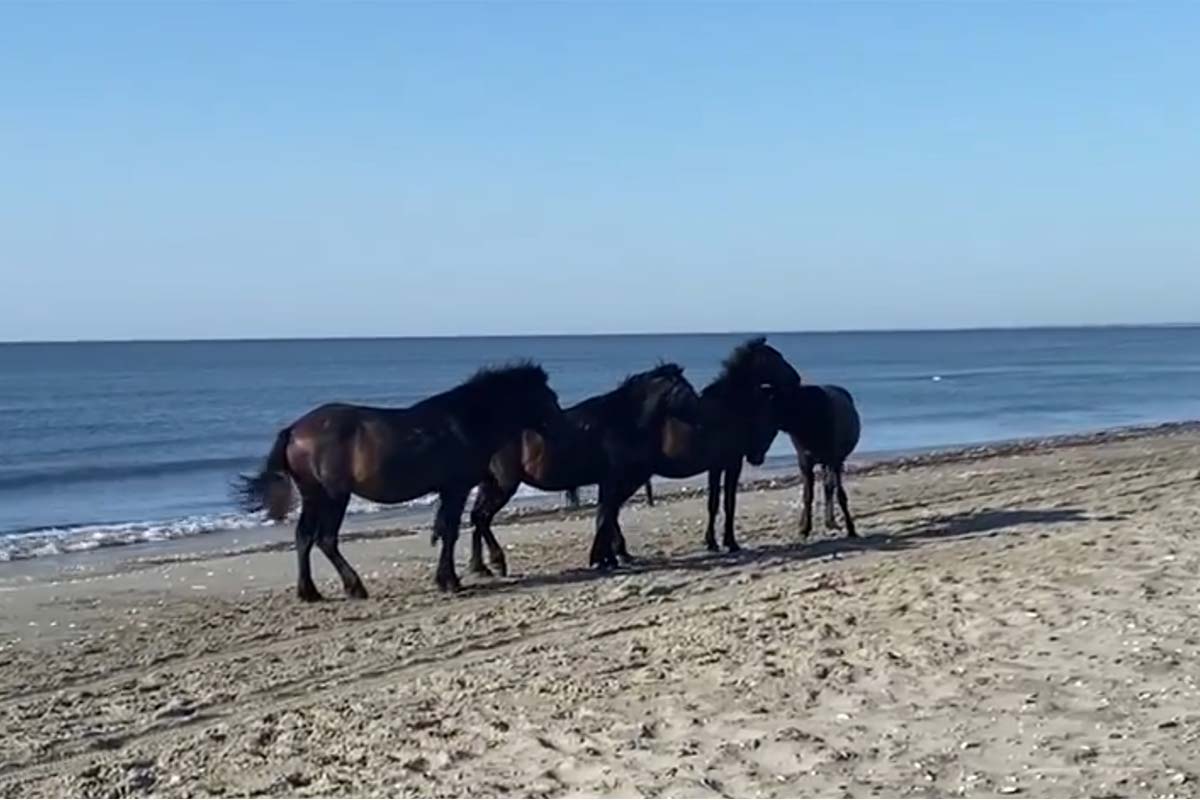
[
  {"left": 700, "top": 377, "right": 753, "bottom": 418},
  {"left": 622, "top": 385, "right": 667, "bottom": 434}
]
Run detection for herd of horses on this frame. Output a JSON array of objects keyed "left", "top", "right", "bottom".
[{"left": 237, "top": 337, "right": 862, "bottom": 602}]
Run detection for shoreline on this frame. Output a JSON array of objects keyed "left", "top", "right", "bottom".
[{"left": 3, "top": 418, "right": 1197, "bottom": 588}]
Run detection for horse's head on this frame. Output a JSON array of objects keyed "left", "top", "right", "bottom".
[
  {"left": 744, "top": 383, "right": 779, "bottom": 466},
  {"left": 724, "top": 336, "right": 803, "bottom": 392},
  {"left": 624, "top": 362, "right": 701, "bottom": 429}
]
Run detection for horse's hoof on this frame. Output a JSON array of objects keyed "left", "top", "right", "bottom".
[
  {"left": 705, "top": 539, "right": 720, "bottom": 553},
  {"left": 724, "top": 541, "right": 741, "bottom": 554},
  {"left": 490, "top": 559, "right": 508, "bottom": 578},
  {"left": 845, "top": 528, "right": 859, "bottom": 539},
  {"left": 469, "top": 562, "right": 494, "bottom": 578},
  {"left": 345, "top": 582, "right": 369, "bottom": 600},
  {"left": 436, "top": 573, "right": 462, "bottom": 593},
  {"left": 297, "top": 585, "right": 324, "bottom": 603}
]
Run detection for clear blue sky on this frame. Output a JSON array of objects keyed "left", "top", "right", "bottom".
[{"left": 2, "top": 2, "right": 1198, "bottom": 341}]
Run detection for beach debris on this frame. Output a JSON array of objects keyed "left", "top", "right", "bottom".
[
  {"left": 285, "top": 769, "right": 311, "bottom": 788},
  {"left": 402, "top": 756, "right": 430, "bottom": 773},
  {"left": 124, "top": 764, "right": 157, "bottom": 791},
  {"left": 641, "top": 581, "right": 681, "bottom": 598},
  {"left": 155, "top": 698, "right": 196, "bottom": 719}
]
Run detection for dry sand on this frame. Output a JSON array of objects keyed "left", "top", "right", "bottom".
[{"left": 2, "top": 425, "right": 1200, "bottom": 798}]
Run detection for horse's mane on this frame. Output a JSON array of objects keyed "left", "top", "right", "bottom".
[
  {"left": 716, "top": 336, "right": 768, "bottom": 384},
  {"left": 463, "top": 360, "right": 549, "bottom": 392},
  {"left": 571, "top": 361, "right": 686, "bottom": 430},
  {"left": 618, "top": 361, "right": 684, "bottom": 391}
]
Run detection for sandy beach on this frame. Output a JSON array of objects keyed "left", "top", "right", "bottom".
[{"left": 2, "top": 424, "right": 1200, "bottom": 798}]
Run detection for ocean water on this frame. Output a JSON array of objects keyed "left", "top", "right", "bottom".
[{"left": 2, "top": 327, "right": 1199, "bottom": 561}]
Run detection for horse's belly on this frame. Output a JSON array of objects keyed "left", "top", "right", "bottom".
[
  {"left": 352, "top": 476, "right": 439, "bottom": 505},
  {"left": 352, "top": 449, "right": 477, "bottom": 504},
  {"left": 525, "top": 467, "right": 598, "bottom": 492},
  {"left": 654, "top": 457, "right": 706, "bottom": 480}
]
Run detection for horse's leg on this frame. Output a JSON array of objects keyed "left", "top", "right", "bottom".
[
  {"left": 467, "top": 480, "right": 493, "bottom": 576},
  {"left": 614, "top": 518, "right": 636, "bottom": 564},
  {"left": 469, "top": 477, "right": 517, "bottom": 577},
  {"left": 721, "top": 460, "right": 743, "bottom": 552},
  {"left": 480, "top": 523, "right": 509, "bottom": 577},
  {"left": 799, "top": 454, "right": 815, "bottom": 539},
  {"left": 591, "top": 479, "right": 636, "bottom": 571},
  {"left": 644, "top": 479, "right": 655, "bottom": 507},
  {"left": 823, "top": 465, "right": 840, "bottom": 530},
  {"left": 834, "top": 464, "right": 857, "bottom": 538},
  {"left": 704, "top": 468, "right": 722, "bottom": 552},
  {"left": 434, "top": 487, "right": 470, "bottom": 592},
  {"left": 589, "top": 489, "right": 616, "bottom": 570},
  {"left": 294, "top": 496, "right": 322, "bottom": 602},
  {"left": 314, "top": 493, "right": 366, "bottom": 599}
]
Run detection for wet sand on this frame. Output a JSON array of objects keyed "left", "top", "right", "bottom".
[{"left": 2, "top": 423, "right": 1200, "bottom": 797}]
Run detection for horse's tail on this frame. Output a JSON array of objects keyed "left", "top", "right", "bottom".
[
  {"left": 564, "top": 488, "right": 581, "bottom": 508},
  {"left": 234, "top": 427, "right": 295, "bottom": 521}
]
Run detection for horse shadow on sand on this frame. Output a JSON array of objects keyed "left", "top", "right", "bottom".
[{"left": 469, "top": 506, "right": 1109, "bottom": 597}]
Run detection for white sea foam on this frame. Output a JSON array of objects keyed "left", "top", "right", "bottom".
[
  {"left": 0, "top": 484, "right": 556, "bottom": 562},
  {"left": 0, "top": 513, "right": 272, "bottom": 562}
]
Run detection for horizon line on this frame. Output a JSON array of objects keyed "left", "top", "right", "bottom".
[{"left": 2, "top": 321, "right": 1198, "bottom": 346}]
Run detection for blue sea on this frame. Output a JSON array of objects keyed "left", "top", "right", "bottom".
[{"left": 2, "top": 327, "right": 1198, "bottom": 561}]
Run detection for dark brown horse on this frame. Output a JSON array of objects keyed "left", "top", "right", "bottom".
[
  {"left": 236, "top": 363, "right": 564, "bottom": 600},
  {"left": 561, "top": 338, "right": 803, "bottom": 553},
  {"left": 774, "top": 384, "right": 862, "bottom": 538},
  {"left": 465, "top": 363, "right": 701, "bottom": 576},
  {"left": 651, "top": 337, "right": 803, "bottom": 552}
]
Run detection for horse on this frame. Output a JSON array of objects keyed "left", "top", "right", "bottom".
[
  {"left": 235, "top": 362, "right": 565, "bottom": 600},
  {"left": 464, "top": 363, "right": 701, "bottom": 577},
  {"left": 650, "top": 337, "right": 803, "bottom": 553},
  {"left": 773, "top": 384, "right": 862, "bottom": 538}
]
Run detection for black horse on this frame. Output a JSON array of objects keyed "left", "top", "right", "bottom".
[
  {"left": 774, "top": 384, "right": 862, "bottom": 538},
  {"left": 465, "top": 363, "right": 701, "bottom": 576},
  {"left": 650, "top": 337, "right": 803, "bottom": 552},
  {"left": 236, "top": 363, "right": 564, "bottom": 600}
]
